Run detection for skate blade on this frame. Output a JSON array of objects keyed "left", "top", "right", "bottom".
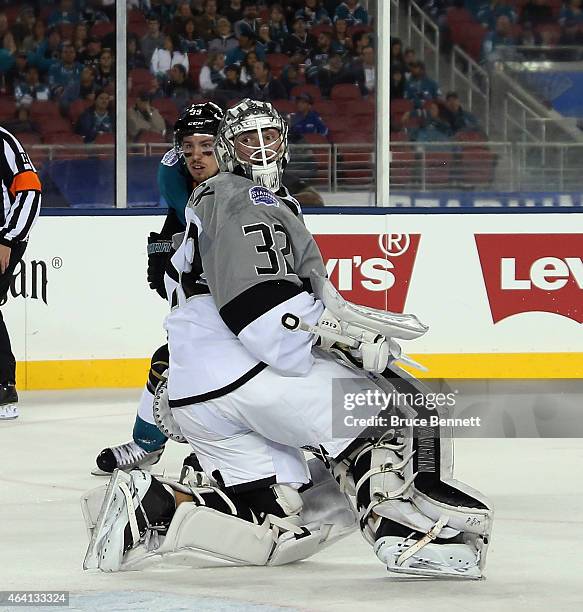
[
  {"left": 0, "top": 407, "right": 19, "bottom": 420},
  {"left": 83, "top": 469, "right": 126, "bottom": 570},
  {"left": 386, "top": 563, "right": 483, "bottom": 580},
  {"left": 90, "top": 465, "right": 165, "bottom": 477}
]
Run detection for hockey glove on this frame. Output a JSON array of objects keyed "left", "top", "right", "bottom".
[{"left": 147, "top": 232, "right": 173, "bottom": 299}]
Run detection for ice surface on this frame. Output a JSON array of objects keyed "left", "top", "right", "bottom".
[{"left": 1, "top": 390, "right": 582, "bottom": 612}]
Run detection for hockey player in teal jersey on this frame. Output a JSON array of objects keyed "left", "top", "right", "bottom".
[{"left": 94, "top": 102, "right": 224, "bottom": 475}]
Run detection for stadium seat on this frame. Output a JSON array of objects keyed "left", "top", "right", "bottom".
[
  {"left": 302, "top": 133, "right": 329, "bottom": 145},
  {"left": 352, "top": 98, "right": 375, "bottom": 117},
  {"left": 129, "top": 68, "right": 153, "bottom": 95},
  {"left": 460, "top": 146, "right": 496, "bottom": 186},
  {"left": 152, "top": 98, "right": 178, "bottom": 115},
  {"left": 128, "top": 8, "right": 146, "bottom": 24},
  {"left": 425, "top": 151, "right": 453, "bottom": 187},
  {"left": 330, "top": 131, "right": 372, "bottom": 144},
  {"left": 536, "top": 23, "right": 561, "bottom": 44},
  {"left": 128, "top": 22, "right": 148, "bottom": 37},
  {"left": 15, "top": 133, "right": 41, "bottom": 146},
  {"left": 314, "top": 99, "right": 339, "bottom": 116},
  {"left": 325, "top": 116, "right": 352, "bottom": 134},
  {"left": 30, "top": 100, "right": 61, "bottom": 121},
  {"left": 94, "top": 133, "right": 115, "bottom": 145},
  {"left": 0, "top": 97, "right": 16, "bottom": 120},
  {"left": 457, "top": 23, "right": 487, "bottom": 61},
  {"left": 136, "top": 130, "right": 167, "bottom": 144},
  {"left": 311, "top": 24, "right": 333, "bottom": 38},
  {"left": 330, "top": 83, "right": 362, "bottom": 102},
  {"left": 290, "top": 84, "right": 322, "bottom": 101},
  {"left": 42, "top": 132, "right": 84, "bottom": 146},
  {"left": 446, "top": 7, "right": 476, "bottom": 47},
  {"left": 265, "top": 53, "right": 289, "bottom": 78},
  {"left": 390, "top": 149, "right": 416, "bottom": 186},
  {"left": 390, "top": 99, "right": 414, "bottom": 125},
  {"left": 188, "top": 52, "right": 208, "bottom": 81},
  {"left": 68, "top": 99, "right": 93, "bottom": 125},
  {"left": 41, "top": 117, "right": 74, "bottom": 137},
  {"left": 390, "top": 131, "right": 409, "bottom": 143},
  {"left": 347, "top": 25, "right": 373, "bottom": 37},
  {"left": 272, "top": 99, "right": 296, "bottom": 115},
  {"left": 455, "top": 130, "right": 486, "bottom": 143},
  {"left": 337, "top": 144, "right": 373, "bottom": 187},
  {"left": 91, "top": 22, "right": 115, "bottom": 39}
]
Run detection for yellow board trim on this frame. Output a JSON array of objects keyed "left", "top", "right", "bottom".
[{"left": 15, "top": 353, "right": 583, "bottom": 390}]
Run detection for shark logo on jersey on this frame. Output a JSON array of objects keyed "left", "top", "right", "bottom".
[{"left": 249, "top": 186, "right": 279, "bottom": 208}]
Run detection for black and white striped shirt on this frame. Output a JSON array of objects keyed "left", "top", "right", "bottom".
[{"left": 0, "top": 127, "right": 42, "bottom": 246}]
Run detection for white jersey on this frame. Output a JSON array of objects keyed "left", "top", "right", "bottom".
[{"left": 164, "top": 172, "right": 326, "bottom": 406}]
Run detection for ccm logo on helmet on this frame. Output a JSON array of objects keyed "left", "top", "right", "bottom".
[
  {"left": 475, "top": 233, "right": 583, "bottom": 323},
  {"left": 314, "top": 233, "right": 420, "bottom": 312}
]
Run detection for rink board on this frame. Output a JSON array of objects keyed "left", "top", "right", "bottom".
[{"left": 2, "top": 212, "right": 582, "bottom": 389}]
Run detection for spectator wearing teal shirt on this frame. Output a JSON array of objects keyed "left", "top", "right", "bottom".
[
  {"left": 404, "top": 61, "right": 442, "bottom": 109},
  {"left": 334, "top": 0, "right": 369, "bottom": 26},
  {"left": 76, "top": 90, "right": 114, "bottom": 143},
  {"left": 559, "top": 0, "right": 583, "bottom": 26},
  {"left": 225, "top": 30, "right": 266, "bottom": 65},
  {"left": 48, "top": 0, "right": 79, "bottom": 27},
  {"left": 476, "top": 0, "right": 517, "bottom": 29},
  {"left": 48, "top": 43, "right": 82, "bottom": 98},
  {"left": 14, "top": 67, "right": 51, "bottom": 106},
  {"left": 295, "top": 0, "right": 331, "bottom": 28},
  {"left": 480, "top": 15, "right": 516, "bottom": 63}
]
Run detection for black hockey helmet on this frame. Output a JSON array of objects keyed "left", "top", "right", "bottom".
[{"left": 173, "top": 101, "right": 224, "bottom": 158}]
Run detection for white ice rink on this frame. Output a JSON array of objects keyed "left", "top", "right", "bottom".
[{"left": 1, "top": 389, "right": 582, "bottom": 612}]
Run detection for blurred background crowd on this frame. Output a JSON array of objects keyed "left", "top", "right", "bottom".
[{"left": 0, "top": 0, "right": 379, "bottom": 148}]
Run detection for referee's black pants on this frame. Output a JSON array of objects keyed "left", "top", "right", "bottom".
[{"left": 0, "top": 242, "right": 26, "bottom": 385}]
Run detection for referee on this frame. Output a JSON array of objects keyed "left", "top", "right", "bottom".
[{"left": 0, "top": 126, "right": 42, "bottom": 420}]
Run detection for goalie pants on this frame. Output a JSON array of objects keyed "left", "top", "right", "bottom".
[{"left": 172, "top": 353, "right": 378, "bottom": 492}]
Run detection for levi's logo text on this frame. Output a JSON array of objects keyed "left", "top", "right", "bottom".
[
  {"left": 475, "top": 233, "right": 583, "bottom": 323},
  {"left": 314, "top": 233, "right": 420, "bottom": 311},
  {"left": 249, "top": 187, "right": 279, "bottom": 207}
]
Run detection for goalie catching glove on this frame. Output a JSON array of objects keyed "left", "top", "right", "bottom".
[{"left": 282, "top": 271, "right": 429, "bottom": 374}]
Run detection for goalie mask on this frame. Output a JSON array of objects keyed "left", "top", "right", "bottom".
[
  {"left": 215, "top": 99, "right": 289, "bottom": 192},
  {"left": 173, "top": 101, "right": 224, "bottom": 160}
]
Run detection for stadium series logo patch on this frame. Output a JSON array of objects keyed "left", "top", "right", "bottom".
[{"left": 249, "top": 186, "right": 279, "bottom": 207}]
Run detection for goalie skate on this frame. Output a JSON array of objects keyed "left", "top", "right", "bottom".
[{"left": 92, "top": 441, "right": 165, "bottom": 476}]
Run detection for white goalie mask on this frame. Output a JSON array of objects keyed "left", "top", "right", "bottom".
[{"left": 214, "top": 99, "right": 289, "bottom": 192}]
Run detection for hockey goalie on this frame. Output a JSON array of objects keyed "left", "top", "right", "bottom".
[{"left": 82, "top": 99, "right": 493, "bottom": 579}]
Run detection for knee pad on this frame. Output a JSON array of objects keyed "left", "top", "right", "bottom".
[
  {"left": 146, "top": 344, "right": 169, "bottom": 394},
  {"left": 235, "top": 483, "right": 303, "bottom": 522}
]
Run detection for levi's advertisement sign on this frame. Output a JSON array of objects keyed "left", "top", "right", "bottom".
[
  {"left": 475, "top": 233, "right": 583, "bottom": 323},
  {"left": 314, "top": 233, "right": 421, "bottom": 312}
]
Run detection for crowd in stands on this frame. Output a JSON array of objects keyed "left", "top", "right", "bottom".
[
  {"left": 417, "top": 0, "right": 583, "bottom": 63},
  {"left": 390, "top": 36, "right": 483, "bottom": 143},
  {"left": 0, "top": 0, "right": 378, "bottom": 150}
]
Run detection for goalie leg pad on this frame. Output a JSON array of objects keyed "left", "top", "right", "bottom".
[
  {"left": 82, "top": 459, "right": 359, "bottom": 571},
  {"left": 145, "top": 344, "right": 169, "bottom": 395},
  {"left": 324, "top": 368, "right": 493, "bottom": 579}
]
